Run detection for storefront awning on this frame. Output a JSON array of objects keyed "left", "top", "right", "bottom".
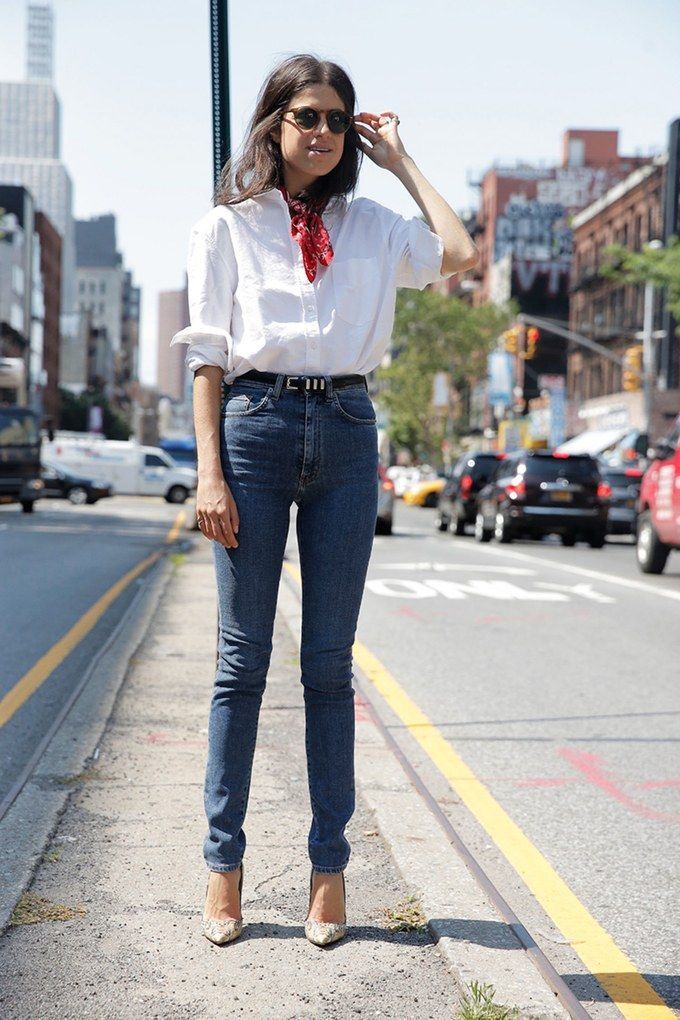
[{"left": 555, "top": 427, "right": 630, "bottom": 456}]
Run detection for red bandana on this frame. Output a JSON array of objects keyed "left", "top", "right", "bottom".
[{"left": 278, "top": 185, "right": 334, "bottom": 283}]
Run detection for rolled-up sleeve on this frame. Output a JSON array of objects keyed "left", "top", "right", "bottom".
[
  {"left": 383, "top": 208, "right": 457, "bottom": 290},
  {"left": 170, "top": 213, "right": 236, "bottom": 374}
]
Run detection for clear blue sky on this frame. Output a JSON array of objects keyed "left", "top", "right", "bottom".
[{"left": 1, "top": 0, "right": 678, "bottom": 385}]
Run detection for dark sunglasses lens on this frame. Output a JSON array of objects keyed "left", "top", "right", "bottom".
[
  {"left": 294, "top": 108, "right": 319, "bottom": 129},
  {"left": 329, "top": 111, "right": 352, "bottom": 133}
]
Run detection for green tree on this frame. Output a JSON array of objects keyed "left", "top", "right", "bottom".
[
  {"left": 600, "top": 236, "right": 680, "bottom": 321},
  {"left": 58, "top": 386, "right": 131, "bottom": 439},
  {"left": 377, "top": 288, "right": 511, "bottom": 463}
]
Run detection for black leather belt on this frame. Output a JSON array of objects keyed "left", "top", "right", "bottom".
[{"left": 237, "top": 369, "right": 367, "bottom": 393}]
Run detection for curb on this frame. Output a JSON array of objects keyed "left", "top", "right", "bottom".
[
  {"left": 276, "top": 571, "right": 569, "bottom": 1020},
  {"left": 0, "top": 551, "right": 175, "bottom": 935}
]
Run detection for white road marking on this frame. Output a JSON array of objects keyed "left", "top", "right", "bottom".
[
  {"left": 534, "top": 581, "right": 617, "bottom": 604},
  {"left": 374, "top": 562, "right": 536, "bottom": 575},
  {"left": 365, "top": 578, "right": 569, "bottom": 601},
  {"left": 462, "top": 542, "right": 680, "bottom": 603}
]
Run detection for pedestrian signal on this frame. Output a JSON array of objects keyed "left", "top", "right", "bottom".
[
  {"left": 526, "top": 327, "right": 540, "bottom": 359},
  {"left": 622, "top": 344, "right": 643, "bottom": 392}
]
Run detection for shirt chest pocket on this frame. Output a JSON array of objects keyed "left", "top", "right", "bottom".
[{"left": 332, "top": 257, "right": 378, "bottom": 327}]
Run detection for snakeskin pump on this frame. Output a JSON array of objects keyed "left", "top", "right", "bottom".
[
  {"left": 201, "top": 862, "right": 244, "bottom": 945},
  {"left": 304, "top": 868, "right": 347, "bottom": 947}
]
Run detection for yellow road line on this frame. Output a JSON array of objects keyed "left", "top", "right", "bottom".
[
  {"left": 282, "top": 561, "right": 675, "bottom": 1020},
  {"left": 165, "top": 510, "right": 186, "bottom": 543},
  {"left": 0, "top": 512, "right": 184, "bottom": 729}
]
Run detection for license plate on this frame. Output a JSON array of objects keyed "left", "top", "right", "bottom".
[
  {"left": 0, "top": 495, "right": 13, "bottom": 503},
  {"left": 626, "top": 499, "right": 636, "bottom": 508},
  {"left": 551, "top": 491, "right": 573, "bottom": 502}
]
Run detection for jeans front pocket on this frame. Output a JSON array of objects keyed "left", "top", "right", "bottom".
[
  {"left": 332, "top": 385, "right": 377, "bottom": 425},
  {"left": 221, "top": 385, "right": 273, "bottom": 418}
]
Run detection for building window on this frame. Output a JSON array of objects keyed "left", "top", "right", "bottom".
[
  {"left": 79, "top": 279, "right": 85, "bottom": 294},
  {"left": 89, "top": 280, "right": 95, "bottom": 294},
  {"left": 100, "top": 280, "right": 106, "bottom": 294}
]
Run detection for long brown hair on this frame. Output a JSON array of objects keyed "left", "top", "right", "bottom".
[{"left": 213, "top": 53, "right": 363, "bottom": 211}]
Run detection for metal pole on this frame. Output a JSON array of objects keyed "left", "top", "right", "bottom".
[
  {"left": 210, "top": 0, "right": 231, "bottom": 191},
  {"left": 642, "top": 280, "right": 655, "bottom": 439}
]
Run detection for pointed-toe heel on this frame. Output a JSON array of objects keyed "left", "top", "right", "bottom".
[
  {"left": 201, "top": 862, "right": 244, "bottom": 945},
  {"left": 304, "top": 868, "right": 347, "bottom": 947}
]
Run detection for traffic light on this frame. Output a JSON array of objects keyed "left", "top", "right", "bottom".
[
  {"left": 622, "top": 344, "right": 643, "bottom": 391},
  {"left": 503, "top": 327, "right": 519, "bottom": 354},
  {"left": 525, "top": 326, "right": 540, "bottom": 359}
]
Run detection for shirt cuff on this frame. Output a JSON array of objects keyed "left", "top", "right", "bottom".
[
  {"left": 170, "top": 326, "right": 232, "bottom": 374},
  {"left": 407, "top": 218, "right": 456, "bottom": 289}
]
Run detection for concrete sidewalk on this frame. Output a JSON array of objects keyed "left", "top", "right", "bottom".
[{"left": 0, "top": 539, "right": 460, "bottom": 1020}]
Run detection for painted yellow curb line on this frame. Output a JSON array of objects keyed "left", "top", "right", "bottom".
[
  {"left": 283, "top": 560, "right": 675, "bottom": 1020},
  {"left": 0, "top": 511, "right": 184, "bottom": 729}
]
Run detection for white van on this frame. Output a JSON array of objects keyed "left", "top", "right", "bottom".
[{"left": 42, "top": 435, "right": 197, "bottom": 503}]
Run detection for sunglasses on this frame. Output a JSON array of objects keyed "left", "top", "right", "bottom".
[{"left": 284, "top": 106, "right": 353, "bottom": 134}]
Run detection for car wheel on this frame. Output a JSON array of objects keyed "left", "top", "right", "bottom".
[
  {"left": 451, "top": 512, "right": 466, "bottom": 536},
  {"left": 20, "top": 500, "right": 35, "bottom": 513},
  {"left": 376, "top": 517, "right": 393, "bottom": 536},
  {"left": 436, "top": 512, "right": 450, "bottom": 533},
  {"left": 68, "top": 486, "right": 89, "bottom": 505},
  {"left": 474, "top": 512, "right": 492, "bottom": 543},
  {"left": 561, "top": 533, "right": 576, "bottom": 547},
  {"left": 587, "top": 532, "right": 606, "bottom": 549},
  {"left": 165, "top": 485, "right": 188, "bottom": 504},
  {"left": 636, "top": 511, "right": 670, "bottom": 574},
  {"left": 494, "top": 512, "right": 513, "bottom": 544}
]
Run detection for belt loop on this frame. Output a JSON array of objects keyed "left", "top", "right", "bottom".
[
  {"left": 325, "top": 375, "right": 334, "bottom": 400},
  {"left": 273, "top": 373, "right": 285, "bottom": 399}
]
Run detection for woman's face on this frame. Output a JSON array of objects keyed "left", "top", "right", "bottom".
[{"left": 270, "top": 84, "right": 349, "bottom": 195}]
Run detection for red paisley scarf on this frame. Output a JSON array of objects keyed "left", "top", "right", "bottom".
[{"left": 278, "top": 184, "right": 334, "bottom": 283}]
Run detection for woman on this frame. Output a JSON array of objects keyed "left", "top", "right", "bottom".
[{"left": 170, "top": 53, "right": 478, "bottom": 948}]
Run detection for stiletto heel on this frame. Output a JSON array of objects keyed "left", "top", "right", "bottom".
[
  {"left": 201, "top": 862, "right": 244, "bottom": 945},
  {"left": 304, "top": 867, "right": 347, "bottom": 947}
]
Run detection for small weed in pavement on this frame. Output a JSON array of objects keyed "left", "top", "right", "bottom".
[
  {"left": 382, "top": 894, "right": 427, "bottom": 932},
  {"left": 55, "top": 767, "right": 107, "bottom": 785},
  {"left": 42, "top": 848, "right": 61, "bottom": 863},
  {"left": 10, "top": 893, "right": 86, "bottom": 926},
  {"left": 170, "top": 552, "right": 185, "bottom": 567},
  {"left": 457, "top": 981, "right": 519, "bottom": 1020}
]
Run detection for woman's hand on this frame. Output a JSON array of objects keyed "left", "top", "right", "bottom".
[
  {"left": 353, "top": 110, "right": 408, "bottom": 170},
  {"left": 196, "top": 473, "right": 240, "bottom": 548}
]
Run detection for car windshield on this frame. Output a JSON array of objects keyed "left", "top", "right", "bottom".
[
  {"left": 600, "top": 469, "right": 642, "bottom": 486},
  {"left": 0, "top": 409, "right": 40, "bottom": 446},
  {"left": 524, "top": 456, "right": 598, "bottom": 481}
]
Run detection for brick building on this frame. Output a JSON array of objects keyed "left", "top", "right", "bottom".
[
  {"left": 466, "top": 129, "right": 651, "bottom": 402},
  {"left": 568, "top": 154, "right": 679, "bottom": 439}
]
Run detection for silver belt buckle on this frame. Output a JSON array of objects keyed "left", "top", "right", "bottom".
[
  {"left": 285, "top": 376, "right": 299, "bottom": 390},
  {"left": 286, "top": 376, "right": 325, "bottom": 391}
]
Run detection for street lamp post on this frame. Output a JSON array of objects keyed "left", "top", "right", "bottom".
[{"left": 639, "top": 239, "right": 662, "bottom": 440}]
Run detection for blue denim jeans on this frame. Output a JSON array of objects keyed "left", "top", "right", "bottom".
[{"left": 203, "top": 372, "right": 379, "bottom": 875}]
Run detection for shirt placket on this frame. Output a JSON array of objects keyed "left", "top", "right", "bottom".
[{"left": 281, "top": 200, "right": 323, "bottom": 376}]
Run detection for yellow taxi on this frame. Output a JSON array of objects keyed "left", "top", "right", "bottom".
[{"left": 402, "top": 477, "right": 446, "bottom": 507}]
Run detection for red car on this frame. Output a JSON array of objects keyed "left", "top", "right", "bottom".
[{"left": 636, "top": 415, "right": 680, "bottom": 574}]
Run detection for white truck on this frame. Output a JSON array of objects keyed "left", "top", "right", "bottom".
[{"left": 41, "top": 434, "right": 197, "bottom": 503}]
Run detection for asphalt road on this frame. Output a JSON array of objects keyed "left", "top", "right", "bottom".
[
  {"left": 0, "top": 495, "right": 188, "bottom": 806},
  {"left": 349, "top": 500, "right": 680, "bottom": 1016}
]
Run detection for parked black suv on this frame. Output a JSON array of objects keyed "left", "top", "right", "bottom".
[
  {"left": 436, "top": 451, "right": 506, "bottom": 535},
  {"left": 474, "top": 451, "right": 610, "bottom": 547}
]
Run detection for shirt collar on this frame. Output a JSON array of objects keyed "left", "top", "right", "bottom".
[{"left": 261, "top": 186, "right": 348, "bottom": 214}]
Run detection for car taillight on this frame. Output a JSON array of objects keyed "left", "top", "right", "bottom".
[
  {"left": 552, "top": 452, "right": 569, "bottom": 459},
  {"left": 460, "top": 474, "right": 473, "bottom": 495},
  {"left": 382, "top": 478, "right": 394, "bottom": 492},
  {"left": 624, "top": 468, "right": 642, "bottom": 478},
  {"left": 597, "top": 481, "right": 612, "bottom": 499},
  {"left": 505, "top": 480, "right": 526, "bottom": 498}
]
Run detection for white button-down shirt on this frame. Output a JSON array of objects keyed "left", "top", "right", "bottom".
[{"left": 170, "top": 186, "right": 455, "bottom": 382}]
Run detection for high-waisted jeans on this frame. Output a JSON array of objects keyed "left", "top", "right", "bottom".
[{"left": 203, "top": 372, "right": 379, "bottom": 875}]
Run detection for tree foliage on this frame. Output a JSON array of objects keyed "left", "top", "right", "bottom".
[
  {"left": 600, "top": 236, "right": 680, "bottom": 322},
  {"left": 376, "top": 288, "right": 511, "bottom": 462},
  {"left": 58, "top": 386, "right": 131, "bottom": 440}
]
